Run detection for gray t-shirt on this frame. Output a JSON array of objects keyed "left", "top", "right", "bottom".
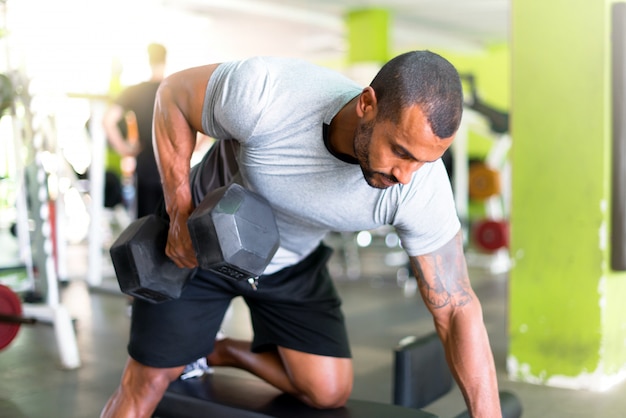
[{"left": 201, "top": 57, "right": 460, "bottom": 274}]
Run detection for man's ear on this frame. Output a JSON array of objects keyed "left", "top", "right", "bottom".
[{"left": 357, "top": 86, "right": 378, "bottom": 118}]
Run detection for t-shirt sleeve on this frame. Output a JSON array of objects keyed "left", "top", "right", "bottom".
[
  {"left": 393, "top": 160, "right": 461, "bottom": 256},
  {"left": 201, "top": 58, "right": 270, "bottom": 142}
]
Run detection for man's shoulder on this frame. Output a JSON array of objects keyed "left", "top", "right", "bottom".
[
  {"left": 238, "top": 56, "right": 315, "bottom": 68},
  {"left": 224, "top": 56, "right": 348, "bottom": 84}
]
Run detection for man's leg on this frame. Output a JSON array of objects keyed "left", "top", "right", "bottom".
[
  {"left": 102, "top": 271, "right": 233, "bottom": 418},
  {"left": 204, "top": 243, "right": 354, "bottom": 408},
  {"left": 208, "top": 337, "right": 353, "bottom": 409},
  {"left": 100, "top": 357, "right": 185, "bottom": 418}
]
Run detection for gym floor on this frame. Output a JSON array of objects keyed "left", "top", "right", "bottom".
[{"left": 1, "top": 228, "right": 626, "bottom": 418}]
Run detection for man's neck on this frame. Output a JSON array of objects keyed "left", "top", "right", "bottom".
[
  {"left": 327, "top": 96, "right": 359, "bottom": 159},
  {"left": 150, "top": 64, "right": 166, "bottom": 82}
]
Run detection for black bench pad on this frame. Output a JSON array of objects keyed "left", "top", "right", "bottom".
[{"left": 154, "top": 373, "right": 438, "bottom": 418}]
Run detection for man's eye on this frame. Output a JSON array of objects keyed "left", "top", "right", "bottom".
[{"left": 393, "top": 147, "right": 410, "bottom": 159}]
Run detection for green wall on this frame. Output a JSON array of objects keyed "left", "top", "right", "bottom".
[
  {"left": 439, "top": 43, "right": 510, "bottom": 110},
  {"left": 509, "top": 0, "right": 626, "bottom": 389},
  {"left": 342, "top": 0, "right": 626, "bottom": 391},
  {"left": 438, "top": 44, "right": 510, "bottom": 159},
  {"left": 346, "top": 9, "right": 390, "bottom": 64}
]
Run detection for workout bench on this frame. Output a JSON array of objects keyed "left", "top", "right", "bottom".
[
  {"left": 153, "top": 373, "right": 436, "bottom": 418},
  {"left": 153, "top": 331, "right": 522, "bottom": 418},
  {"left": 393, "top": 332, "right": 523, "bottom": 418}
]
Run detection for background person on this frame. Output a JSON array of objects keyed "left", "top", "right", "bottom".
[{"left": 102, "top": 43, "right": 167, "bottom": 218}]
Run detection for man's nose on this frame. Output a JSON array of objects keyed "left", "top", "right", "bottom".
[{"left": 392, "top": 161, "right": 424, "bottom": 185}]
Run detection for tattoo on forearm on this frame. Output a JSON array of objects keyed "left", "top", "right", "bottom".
[
  {"left": 412, "top": 256, "right": 451, "bottom": 308},
  {"left": 411, "top": 234, "right": 473, "bottom": 309}
]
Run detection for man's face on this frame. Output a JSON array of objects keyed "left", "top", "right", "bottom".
[{"left": 354, "top": 105, "right": 454, "bottom": 189}]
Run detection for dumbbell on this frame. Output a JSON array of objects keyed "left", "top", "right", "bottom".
[{"left": 110, "top": 183, "right": 280, "bottom": 303}]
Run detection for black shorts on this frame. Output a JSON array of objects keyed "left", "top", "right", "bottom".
[{"left": 127, "top": 243, "right": 351, "bottom": 368}]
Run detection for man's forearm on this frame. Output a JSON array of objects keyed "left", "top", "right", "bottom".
[
  {"left": 442, "top": 303, "right": 501, "bottom": 417},
  {"left": 152, "top": 82, "right": 197, "bottom": 217},
  {"left": 411, "top": 231, "right": 501, "bottom": 417}
]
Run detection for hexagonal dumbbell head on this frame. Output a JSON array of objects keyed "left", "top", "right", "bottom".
[
  {"left": 187, "top": 183, "right": 280, "bottom": 281},
  {"left": 110, "top": 215, "right": 196, "bottom": 303}
]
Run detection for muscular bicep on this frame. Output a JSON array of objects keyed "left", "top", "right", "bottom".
[
  {"left": 157, "top": 64, "right": 221, "bottom": 133},
  {"left": 152, "top": 64, "right": 221, "bottom": 213},
  {"left": 153, "top": 64, "right": 222, "bottom": 167},
  {"left": 409, "top": 229, "right": 473, "bottom": 311}
]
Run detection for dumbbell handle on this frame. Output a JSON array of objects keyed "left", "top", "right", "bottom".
[{"left": 0, "top": 313, "right": 37, "bottom": 325}]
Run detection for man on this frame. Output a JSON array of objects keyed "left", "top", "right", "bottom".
[
  {"left": 101, "top": 50, "right": 502, "bottom": 418},
  {"left": 102, "top": 43, "right": 167, "bottom": 218}
]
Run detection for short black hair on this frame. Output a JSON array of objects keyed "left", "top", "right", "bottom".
[{"left": 370, "top": 50, "right": 463, "bottom": 139}]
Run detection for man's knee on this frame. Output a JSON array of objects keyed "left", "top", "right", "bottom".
[
  {"left": 121, "top": 358, "right": 184, "bottom": 394},
  {"left": 101, "top": 358, "right": 185, "bottom": 418},
  {"left": 294, "top": 373, "right": 353, "bottom": 409}
]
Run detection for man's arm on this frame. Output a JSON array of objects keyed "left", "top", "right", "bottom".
[
  {"left": 409, "top": 229, "right": 501, "bottom": 417},
  {"left": 102, "top": 104, "right": 138, "bottom": 157},
  {"left": 152, "top": 64, "right": 220, "bottom": 268}
]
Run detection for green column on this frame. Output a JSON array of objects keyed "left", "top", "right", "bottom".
[
  {"left": 509, "top": 0, "right": 626, "bottom": 390},
  {"left": 345, "top": 9, "right": 390, "bottom": 64}
]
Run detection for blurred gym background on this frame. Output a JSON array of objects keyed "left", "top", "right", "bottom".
[{"left": 1, "top": 0, "right": 626, "bottom": 417}]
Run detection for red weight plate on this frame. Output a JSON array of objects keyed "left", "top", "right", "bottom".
[
  {"left": 0, "top": 284, "right": 22, "bottom": 350},
  {"left": 474, "top": 220, "right": 509, "bottom": 252}
]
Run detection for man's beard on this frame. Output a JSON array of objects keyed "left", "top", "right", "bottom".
[{"left": 354, "top": 119, "right": 397, "bottom": 189}]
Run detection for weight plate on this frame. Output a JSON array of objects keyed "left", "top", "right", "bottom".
[
  {"left": 474, "top": 220, "right": 509, "bottom": 252},
  {"left": 0, "top": 284, "right": 22, "bottom": 350},
  {"left": 469, "top": 163, "right": 501, "bottom": 201}
]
